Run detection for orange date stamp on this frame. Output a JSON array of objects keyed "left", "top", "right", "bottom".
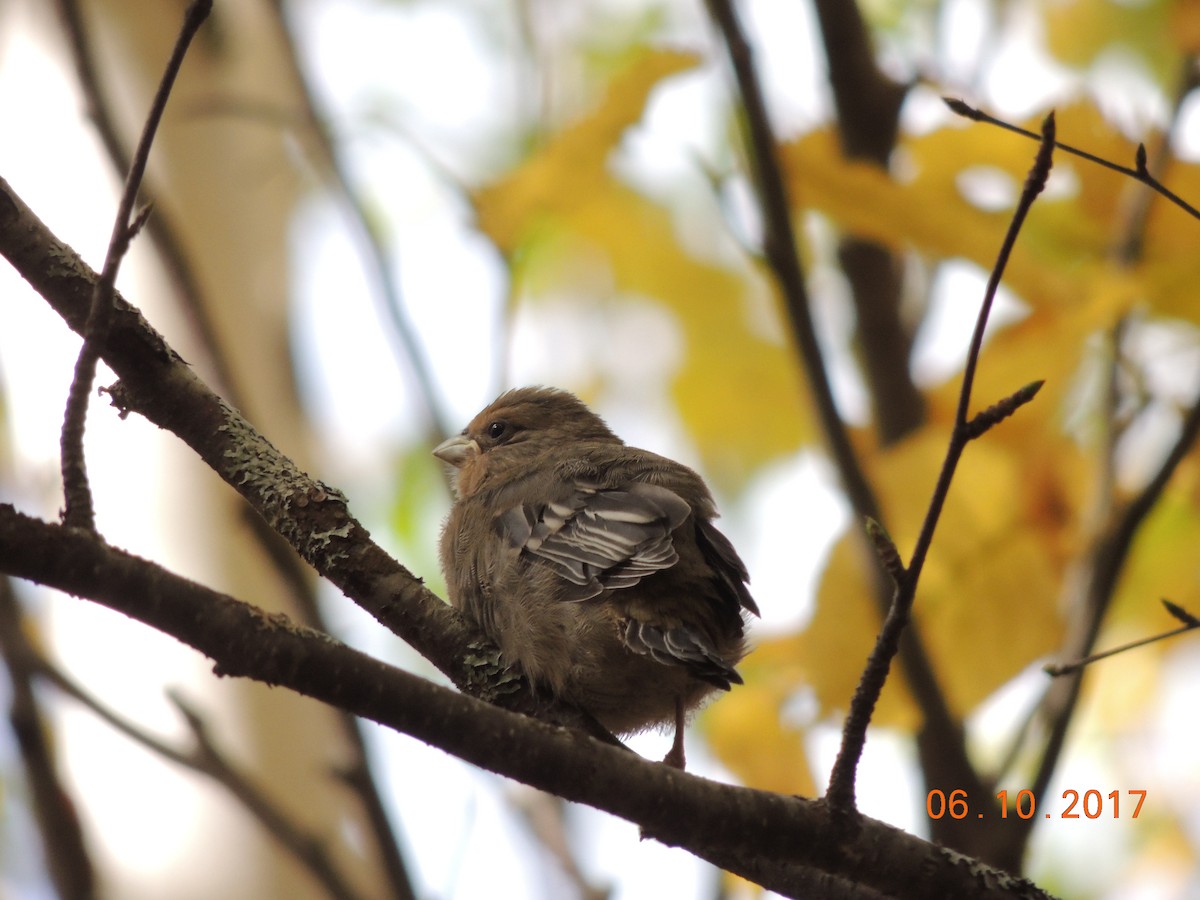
[{"left": 926, "top": 789, "right": 1147, "bottom": 820}]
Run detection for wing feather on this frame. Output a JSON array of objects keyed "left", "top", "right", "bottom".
[{"left": 498, "top": 480, "right": 691, "bottom": 598}]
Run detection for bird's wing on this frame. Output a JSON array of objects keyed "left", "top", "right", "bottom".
[
  {"left": 620, "top": 617, "right": 743, "bottom": 690},
  {"left": 695, "top": 517, "right": 760, "bottom": 617},
  {"left": 498, "top": 480, "right": 691, "bottom": 602}
]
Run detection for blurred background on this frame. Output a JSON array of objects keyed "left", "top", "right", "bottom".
[{"left": 2, "top": 0, "right": 1200, "bottom": 897}]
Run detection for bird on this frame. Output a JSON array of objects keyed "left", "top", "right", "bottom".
[{"left": 434, "top": 387, "right": 758, "bottom": 768}]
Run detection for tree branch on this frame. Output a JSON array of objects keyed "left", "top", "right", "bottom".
[
  {"left": 943, "top": 98, "right": 1200, "bottom": 223},
  {"left": 0, "top": 170, "right": 602, "bottom": 740},
  {"left": 811, "top": 0, "right": 924, "bottom": 445},
  {"left": 0, "top": 504, "right": 1056, "bottom": 900},
  {"left": 704, "top": 0, "right": 976, "bottom": 836},
  {"left": 827, "top": 114, "right": 1054, "bottom": 834},
  {"left": 0, "top": 580, "right": 95, "bottom": 900}
]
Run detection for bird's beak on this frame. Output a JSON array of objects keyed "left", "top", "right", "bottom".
[{"left": 432, "top": 435, "right": 480, "bottom": 468}]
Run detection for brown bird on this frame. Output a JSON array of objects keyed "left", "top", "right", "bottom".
[{"left": 434, "top": 387, "right": 758, "bottom": 767}]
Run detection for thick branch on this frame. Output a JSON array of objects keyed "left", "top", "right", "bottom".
[
  {"left": 0, "top": 505, "right": 1055, "bottom": 900},
  {"left": 0, "top": 172, "right": 568, "bottom": 731},
  {"left": 812, "top": 0, "right": 923, "bottom": 445}
]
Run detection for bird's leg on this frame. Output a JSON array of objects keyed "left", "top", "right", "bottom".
[{"left": 662, "top": 697, "right": 687, "bottom": 769}]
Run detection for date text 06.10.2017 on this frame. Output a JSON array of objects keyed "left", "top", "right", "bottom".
[{"left": 926, "top": 789, "right": 1147, "bottom": 821}]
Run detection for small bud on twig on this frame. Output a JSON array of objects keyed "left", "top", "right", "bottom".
[{"left": 963, "top": 380, "right": 1045, "bottom": 440}]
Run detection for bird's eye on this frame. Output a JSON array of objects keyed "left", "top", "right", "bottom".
[{"left": 487, "top": 420, "right": 508, "bottom": 440}]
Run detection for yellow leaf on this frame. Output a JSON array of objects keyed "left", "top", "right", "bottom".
[
  {"left": 800, "top": 428, "right": 1072, "bottom": 725},
  {"left": 783, "top": 103, "right": 1200, "bottom": 328},
  {"left": 473, "top": 48, "right": 700, "bottom": 252},
  {"left": 472, "top": 47, "right": 812, "bottom": 485},
  {"left": 798, "top": 536, "right": 919, "bottom": 727},
  {"left": 703, "top": 677, "right": 816, "bottom": 796},
  {"left": 780, "top": 126, "right": 1081, "bottom": 314},
  {"left": 1046, "top": 0, "right": 1181, "bottom": 86}
]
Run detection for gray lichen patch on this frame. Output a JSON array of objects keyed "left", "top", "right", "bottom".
[{"left": 216, "top": 398, "right": 355, "bottom": 573}]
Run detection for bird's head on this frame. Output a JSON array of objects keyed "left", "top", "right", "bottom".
[{"left": 433, "top": 387, "right": 619, "bottom": 493}]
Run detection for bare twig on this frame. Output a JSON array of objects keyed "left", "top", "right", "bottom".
[
  {"left": 1026, "top": 378, "right": 1200, "bottom": 790},
  {"left": 30, "top": 662, "right": 368, "bottom": 900},
  {"left": 826, "top": 114, "right": 1055, "bottom": 817},
  {"left": 1044, "top": 599, "right": 1200, "bottom": 676},
  {"left": 962, "top": 380, "right": 1045, "bottom": 440},
  {"left": 704, "top": 0, "right": 975, "bottom": 823},
  {"left": 1114, "top": 58, "right": 1200, "bottom": 263},
  {"left": 59, "top": 0, "right": 212, "bottom": 530},
  {"left": 0, "top": 581, "right": 95, "bottom": 900},
  {"left": 943, "top": 98, "right": 1200, "bottom": 222},
  {"left": 54, "top": 0, "right": 243, "bottom": 407}
]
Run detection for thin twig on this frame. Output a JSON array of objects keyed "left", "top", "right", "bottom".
[
  {"left": 1044, "top": 599, "right": 1200, "bottom": 675},
  {"left": 943, "top": 98, "right": 1200, "bottom": 222},
  {"left": 32, "top": 659, "right": 368, "bottom": 900},
  {"left": 704, "top": 0, "right": 976, "bottom": 819},
  {"left": 59, "top": 0, "right": 212, "bottom": 530},
  {"left": 1025, "top": 375, "right": 1200, "bottom": 808},
  {"left": 1115, "top": 59, "right": 1200, "bottom": 262},
  {"left": 54, "top": 0, "right": 244, "bottom": 408},
  {"left": 825, "top": 114, "right": 1055, "bottom": 816},
  {"left": 0, "top": 581, "right": 95, "bottom": 900}
]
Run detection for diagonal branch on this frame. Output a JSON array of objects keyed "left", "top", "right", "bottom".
[
  {"left": 703, "top": 0, "right": 978, "bottom": 826},
  {"left": 826, "top": 114, "right": 1055, "bottom": 824},
  {"left": 0, "top": 580, "right": 95, "bottom": 900},
  {"left": 0, "top": 504, "right": 1056, "bottom": 900},
  {"left": 30, "top": 654, "right": 368, "bottom": 900},
  {"left": 0, "top": 170, "right": 610, "bottom": 741},
  {"left": 1043, "top": 599, "right": 1200, "bottom": 676}
]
